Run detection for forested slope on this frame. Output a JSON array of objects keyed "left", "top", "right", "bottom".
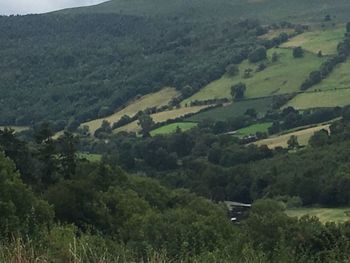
[
  {"left": 65, "top": 0, "right": 350, "bottom": 23},
  {"left": 0, "top": 13, "right": 258, "bottom": 127}
]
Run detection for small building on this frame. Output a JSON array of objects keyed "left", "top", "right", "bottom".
[{"left": 225, "top": 201, "right": 252, "bottom": 223}]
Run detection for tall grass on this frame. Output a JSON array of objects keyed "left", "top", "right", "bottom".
[{"left": 0, "top": 238, "right": 181, "bottom": 263}]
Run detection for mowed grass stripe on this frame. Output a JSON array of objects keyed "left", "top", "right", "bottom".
[{"left": 115, "top": 106, "right": 209, "bottom": 133}]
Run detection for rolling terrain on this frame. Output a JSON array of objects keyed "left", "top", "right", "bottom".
[{"left": 4, "top": 1, "right": 350, "bottom": 262}]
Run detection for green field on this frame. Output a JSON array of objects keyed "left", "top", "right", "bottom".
[
  {"left": 281, "top": 27, "right": 345, "bottom": 55},
  {"left": 182, "top": 48, "right": 325, "bottom": 104},
  {"left": 150, "top": 122, "right": 197, "bottom": 136},
  {"left": 235, "top": 122, "right": 272, "bottom": 137},
  {"left": 187, "top": 97, "right": 273, "bottom": 122},
  {"left": 287, "top": 89, "right": 350, "bottom": 109},
  {"left": 311, "top": 59, "right": 350, "bottom": 91},
  {"left": 287, "top": 208, "right": 350, "bottom": 223},
  {"left": 254, "top": 124, "right": 330, "bottom": 149},
  {"left": 82, "top": 87, "right": 179, "bottom": 133},
  {"left": 78, "top": 153, "right": 102, "bottom": 162}
]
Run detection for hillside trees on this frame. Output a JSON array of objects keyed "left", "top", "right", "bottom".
[
  {"left": 300, "top": 23, "right": 350, "bottom": 91},
  {"left": 231, "top": 83, "right": 247, "bottom": 100},
  {"left": 293, "top": 47, "right": 304, "bottom": 58},
  {"left": 0, "top": 152, "right": 53, "bottom": 237},
  {"left": 226, "top": 64, "right": 239, "bottom": 76},
  {"left": 248, "top": 46, "right": 267, "bottom": 63},
  {"left": 138, "top": 113, "right": 155, "bottom": 137}
]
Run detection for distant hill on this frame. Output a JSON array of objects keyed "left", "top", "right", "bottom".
[
  {"left": 63, "top": 0, "right": 350, "bottom": 23},
  {"left": 0, "top": 12, "right": 257, "bottom": 128}
]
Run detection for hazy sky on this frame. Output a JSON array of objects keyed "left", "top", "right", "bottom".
[{"left": 0, "top": 0, "right": 108, "bottom": 15}]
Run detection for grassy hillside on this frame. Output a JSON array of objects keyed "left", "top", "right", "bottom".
[
  {"left": 287, "top": 59, "right": 350, "bottom": 109},
  {"left": 187, "top": 97, "right": 273, "bottom": 122},
  {"left": 183, "top": 48, "right": 325, "bottom": 104},
  {"left": 235, "top": 122, "right": 272, "bottom": 137},
  {"left": 287, "top": 90, "right": 350, "bottom": 109},
  {"left": 150, "top": 122, "right": 197, "bottom": 136},
  {"left": 254, "top": 124, "right": 330, "bottom": 149},
  {"left": 82, "top": 87, "right": 178, "bottom": 133},
  {"left": 65, "top": 0, "right": 350, "bottom": 24},
  {"left": 3, "top": 0, "right": 349, "bottom": 128},
  {"left": 281, "top": 27, "right": 345, "bottom": 55}
]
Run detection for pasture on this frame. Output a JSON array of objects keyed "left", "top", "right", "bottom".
[
  {"left": 287, "top": 89, "right": 350, "bottom": 109},
  {"left": 286, "top": 59, "right": 350, "bottom": 109},
  {"left": 311, "top": 59, "right": 350, "bottom": 91},
  {"left": 183, "top": 48, "right": 324, "bottom": 104},
  {"left": 254, "top": 124, "right": 330, "bottom": 149},
  {"left": 235, "top": 122, "right": 272, "bottom": 137},
  {"left": 281, "top": 27, "right": 345, "bottom": 55},
  {"left": 150, "top": 122, "right": 197, "bottom": 136},
  {"left": 286, "top": 207, "right": 350, "bottom": 223},
  {"left": 115, "top": 106, "right": 208, "bottom": 133},
  {"left": 81, "top": 87, "right": 179, "bottom": 133},
  {"left": 187, "top": 97, "right": 273, "bottom": 122}
]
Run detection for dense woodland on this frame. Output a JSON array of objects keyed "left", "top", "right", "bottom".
[
  {"left": 3, "top": 108, "right": 350, "bottom": 261},
  {"left": 0, "top": 13, "right": 265, "bottom": 128}
]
